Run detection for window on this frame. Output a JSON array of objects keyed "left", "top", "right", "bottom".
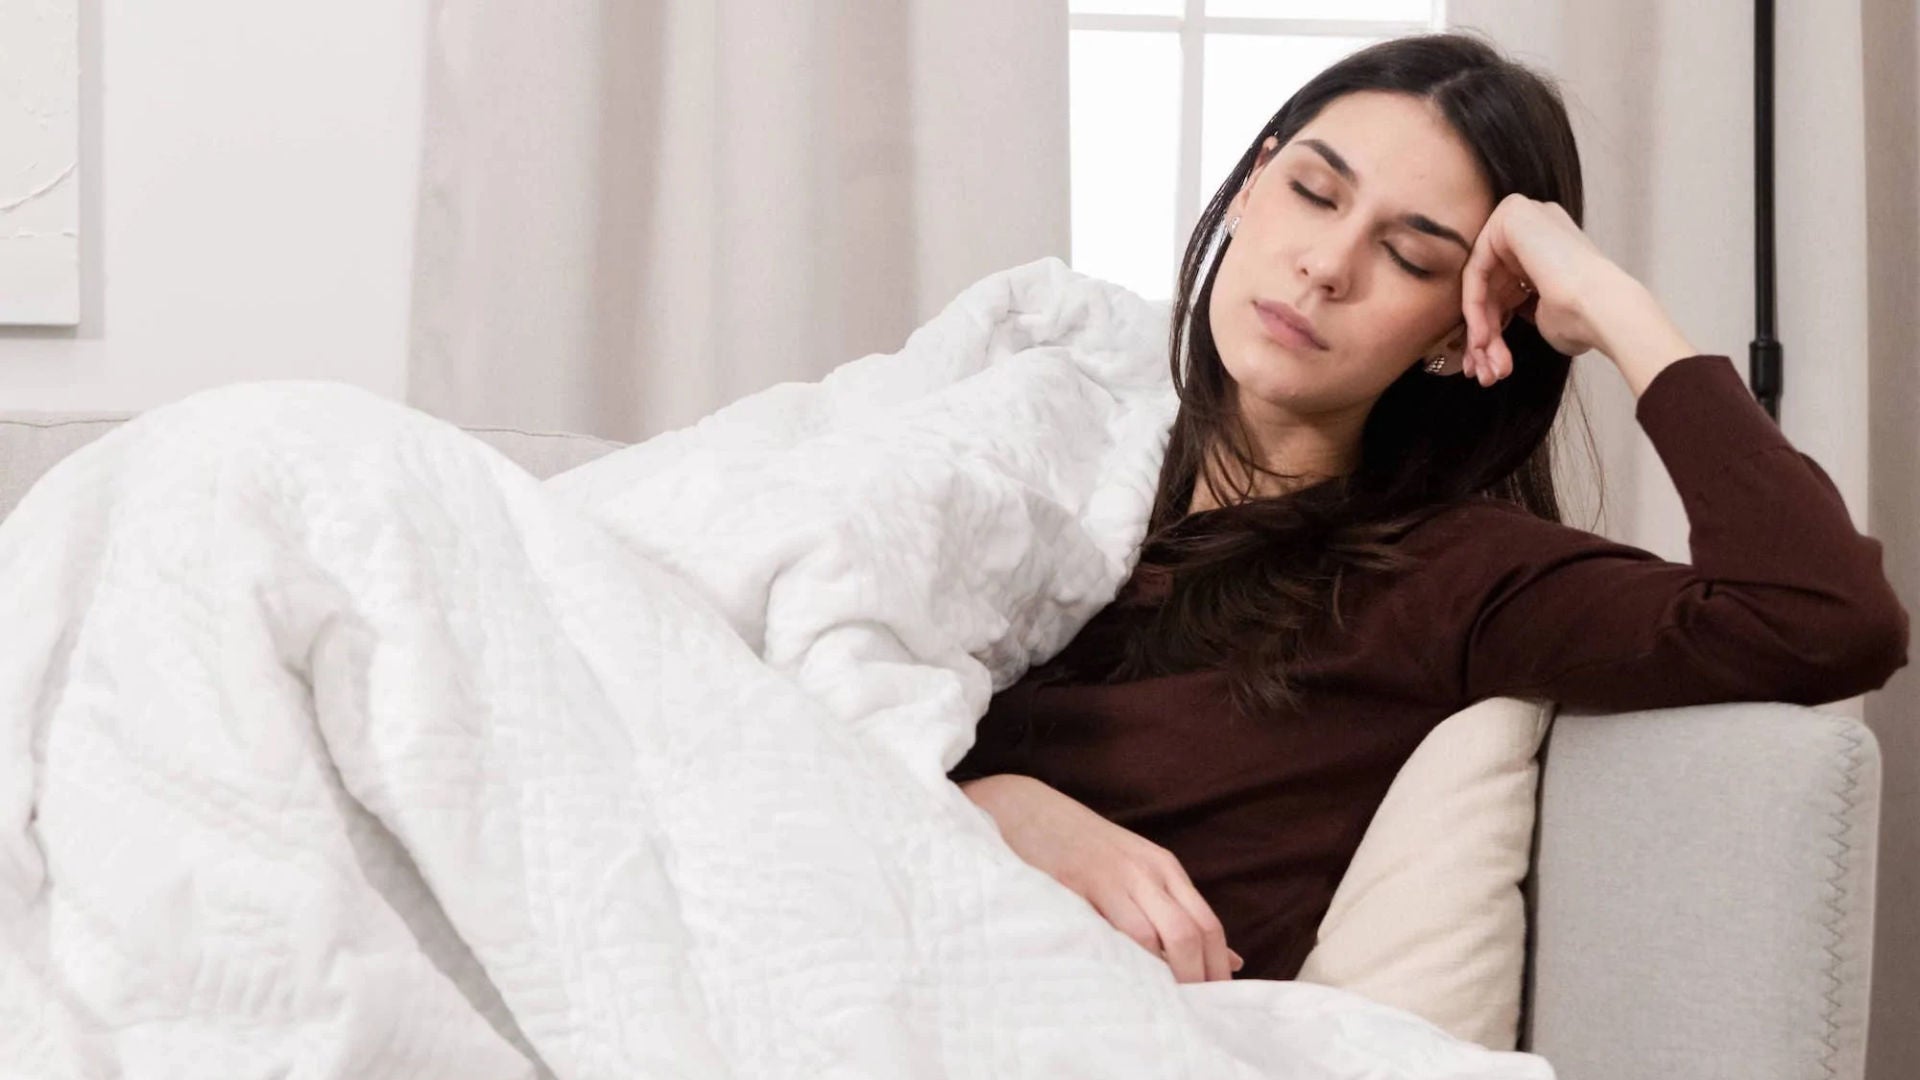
[{"left": 1068, "top": 0, "right": 1446, "bottom": 301}]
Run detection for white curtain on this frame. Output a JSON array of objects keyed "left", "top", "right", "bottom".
[
  {"left": 1451, "top": 4, "right": 1917, "bottom": 1078},
  {"left": 405, "top": 0, "right": 1070, "bottom": 441}
]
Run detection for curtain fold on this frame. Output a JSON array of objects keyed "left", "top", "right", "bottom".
[{"left": 406, "top": 0, "right": 1070, "bottom": 441}]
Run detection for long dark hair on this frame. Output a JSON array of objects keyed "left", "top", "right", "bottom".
[{"left": 1066, "top": 32, "right": 1595, "bottom": 716}]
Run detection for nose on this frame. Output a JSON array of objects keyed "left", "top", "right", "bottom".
[{"left": 1295, "top": 219, "right": 1366, "bottom": 300}]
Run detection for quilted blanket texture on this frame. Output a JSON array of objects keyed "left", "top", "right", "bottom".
[{"left": 0, "top": 258, "right": 1552, "bottom": 1078}]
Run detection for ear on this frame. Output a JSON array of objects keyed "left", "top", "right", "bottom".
[
  {"left": 1230, "top": 136, "right": 1282, "bottom": 219},
  {"left": 1412, "top": 321, "right": 1472, "bottom": 377}
]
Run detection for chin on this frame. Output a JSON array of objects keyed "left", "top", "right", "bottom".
[
  {"left": 1222, "top": 334, "right": 1307, "bottom": 388},
  {"left": 1240, "top": 381, "right": 1315, "bottom": 413}
]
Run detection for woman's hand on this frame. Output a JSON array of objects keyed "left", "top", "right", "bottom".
[
  {"left": 1458, "top": 193, "right": 1697, "bottom": 395},
  {"left": 960, "top": 773, "right": 1243, "bottom": 983}
]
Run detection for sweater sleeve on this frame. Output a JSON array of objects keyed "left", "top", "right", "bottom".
[{"left": 1450, "top": 353, "right": 1908, "bottom": 710}]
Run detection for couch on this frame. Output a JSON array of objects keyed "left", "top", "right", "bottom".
[{"left": 0, "top": 406, "right": 1884, "bottom": 1080}]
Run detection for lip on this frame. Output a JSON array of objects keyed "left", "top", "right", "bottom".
[{"left": 1252, "top": 299, "right": 1329, "bottom": 351}]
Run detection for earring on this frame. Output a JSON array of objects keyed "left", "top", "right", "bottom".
[
  {"left": 1423, "top": 354, "right": 1447, "bottom": 375},
  {"left": 1226, "top": 214, "right": 1241, "bottom": 237}
]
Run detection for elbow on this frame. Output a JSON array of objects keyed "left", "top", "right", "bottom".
[
  {"left": 1800, "top": 587, "right": 1910, "bottom": 700},
  {"left": 1856, "top": 591, "right": 1911, "bottom": 689}
]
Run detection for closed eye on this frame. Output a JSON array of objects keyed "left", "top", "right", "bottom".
[
  {"left": 1385, "top": 245, "right": 1435, "bottom": 280},
  {"left": 1289, "top": 180, "right": 1334, "bottom": 208},
  {"left": 1289, "top": 179, "right": 1437, "bottom": 281}
]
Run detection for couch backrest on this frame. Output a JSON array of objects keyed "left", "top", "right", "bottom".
[{"left": 0, "top": 410, "right": 628, "bottom": 523}]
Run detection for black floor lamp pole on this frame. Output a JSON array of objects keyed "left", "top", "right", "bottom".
[{"left": 1751, "top": 0, "right": 1783, "bottom": 421}]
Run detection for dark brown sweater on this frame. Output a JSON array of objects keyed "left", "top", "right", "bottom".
[{"left": 946, "top": 353, "right": 1909, "bottom": 982}]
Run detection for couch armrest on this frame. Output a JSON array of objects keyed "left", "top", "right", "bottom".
[{"left": 1522, "top": 702, "right": 1881, "bottom": 1080}]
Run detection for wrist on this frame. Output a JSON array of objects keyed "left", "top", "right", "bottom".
[
  {"left": 1583, "top": 270, "right": 1699, "bottom": 397},
  {"left": 960, "top": 772, "right": 1028, "bottom": 810},
  {"left": 960, "top": 773, "right": 1044, "bottom": 838}
]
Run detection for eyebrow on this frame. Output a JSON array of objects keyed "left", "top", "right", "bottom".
[{"left": 1297, "top": 137, "right": 1474, "bottom": 254}]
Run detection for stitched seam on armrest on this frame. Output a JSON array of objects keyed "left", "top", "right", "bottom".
[
  {"left": 1816, "top": 721, "right": 1868, "bottom": 1080},
  {"left": 0, "top": 416, "right": 131, "bottom": 431},
  {"left": 462, "top": 424, "right": 625, "bottom": 448}
]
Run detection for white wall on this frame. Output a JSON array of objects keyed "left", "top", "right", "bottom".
[
  {"left": 1446, "top": 1, "right": 1875, "bottom": 553},
  {"left": 0, "top": 0, "right": 426, "bottom": 411}
]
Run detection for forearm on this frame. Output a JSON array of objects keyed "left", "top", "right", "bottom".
[
  {"left": 1585, "top": 269, "right": 1700, "bottom": 398},
  {"left": 958, "top": 773, "right": 1026, "bottom": 828},
  {"left": 957, "top": 774, "right": 997, "bottom": 799},
  {"left": 1460, "top": 349, "right": 1907, "bottom": 708}
]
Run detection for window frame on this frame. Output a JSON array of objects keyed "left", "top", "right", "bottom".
[{"left": 1069, "top": 1, "right": 1447, "bottom": 285}]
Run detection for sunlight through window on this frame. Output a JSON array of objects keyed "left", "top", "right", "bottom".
[{"left": 1068, "top": 1, "right": 1445, "bottom": 301}]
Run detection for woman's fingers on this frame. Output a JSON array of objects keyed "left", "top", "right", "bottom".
[
  {"left": 1152, "top": 854, "right": 1236, "bottom": 982},
  {"left": 1128, "top": 885, "right": 1200, "bottom": 983},
  {"left": 1088, "top": 866, "right": 1236, "bottom": 983},
  {"left": 1479, "top": 278, "right": 1519, "bottom": 385},
  {"left": 1481, "top": 325, "right": 1512, "bottom": 386},
  {"left": 974, "top": 777, "right": 1249, "bottom": 981},
  {"left": 1090, "top": 887, "right": 1166, "bottom": 964},
  {"left": 1460, "top": 195, "right": 1541, "bottom": 386},
  {"left": 1467, "top": 285, "right": 1519, "bottom": 385},
  {"left": 1459, "top": 204, "right": 1507, "bottom": 354}
]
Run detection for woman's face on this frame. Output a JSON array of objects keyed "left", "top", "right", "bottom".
[{"left": 1209, "top": 90, "right": 1496, "bottom": 420}]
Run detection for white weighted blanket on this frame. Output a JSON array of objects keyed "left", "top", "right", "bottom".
[{"left": 0, "top": 257, "right": 1553, "bottom": 1078}]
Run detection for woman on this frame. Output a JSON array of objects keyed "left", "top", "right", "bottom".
[{"left": 947, "top": 33, "right": 1908, "bottom": 987}]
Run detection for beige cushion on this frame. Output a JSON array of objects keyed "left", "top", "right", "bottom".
[
  {"left": 1297, "top": 695, "right": 1553, "bottom": 1050},
  {"left": 0, "top": 409, "right": 626, "bottom": 523}
]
